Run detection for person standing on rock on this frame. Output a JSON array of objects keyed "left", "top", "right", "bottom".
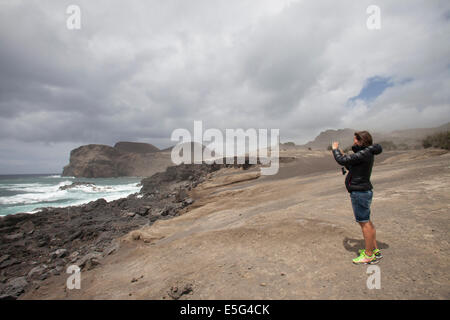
[{"left": 331, "top": 131, "right": 383, "bottom": 264}]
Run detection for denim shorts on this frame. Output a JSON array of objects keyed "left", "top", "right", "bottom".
[{"left": 350, "top": 190, "right": 373, "bottom": 223}]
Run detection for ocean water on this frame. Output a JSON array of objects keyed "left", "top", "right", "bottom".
[{"left": 0, "top": 174, "right": 143, "bottom": 216}]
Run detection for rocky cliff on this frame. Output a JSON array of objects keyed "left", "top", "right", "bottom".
[{"left": 62, "top": 142, "right": 173, "bottom": 178}]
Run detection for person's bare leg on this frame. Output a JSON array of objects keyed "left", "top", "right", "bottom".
[
  {"left": 370, "top": 221, "right": 378, "bottom": 250},
  {"left": 358, "top": 222, "right": 375, "bottom": 256}
]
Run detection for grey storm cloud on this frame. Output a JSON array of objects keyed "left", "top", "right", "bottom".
[{"left": 0, "top": 0, "right": 449, "bottom": 173}]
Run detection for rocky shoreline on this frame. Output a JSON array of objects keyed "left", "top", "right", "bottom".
[{"left": 0, "top": 159, "right": 256, "bottom": 300}]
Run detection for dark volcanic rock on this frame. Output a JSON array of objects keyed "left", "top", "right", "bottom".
[
  {"left": 168, "top": 282, "right": 193, "bottom": 300},
  {"left": 3, "top": 232, "right": 24, "bottom": 241},
  {"left": 136, "top": 207, "right": 150, "bottom": 216},
  {"left": 76, "top": 252, "right": 102, "bottom": 270},
  {"left": 27, "top": 265, "right": 47, "bottom": 280},
  {"left": 1, "top": 213, "right": 31, "bottom": 227},
  {"left": 82, "top": 198, "right": 108, "bottom": 212},
  {"left": 50, "top": 249, "right": 68, "bottom": 259},
  {"left": 140, "top": 159, "right": 256, "bottom": 195},
  {"left": 0, "top": 276, "right": 28, "bottom": 300},
  {"left": 140, "top": 163, "right": 222, "bottom": 194},
  {"left": 0, "top": 255, "right": 10, "bottom": 264},
  {"left": 0, "top": 258, "right": 20, "bottom": 269},
  {"left": 19, "top": 220, "right": 35, "bottom": 234}
]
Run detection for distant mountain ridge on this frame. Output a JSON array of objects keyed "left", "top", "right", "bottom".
[
  {"left": 303, "top": 128, "right": 355, "bottom": 150},
  {"left": 302, "top": 122, "right": 450, "bottom": 150}
]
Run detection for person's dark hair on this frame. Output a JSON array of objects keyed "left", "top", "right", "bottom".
[{"left": 354, "top": 131, "right": 373, "bottom": 147}]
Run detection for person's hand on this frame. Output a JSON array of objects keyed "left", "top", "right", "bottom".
[{"left": 332, "top": 141, "right": 339, "bottom": 150}]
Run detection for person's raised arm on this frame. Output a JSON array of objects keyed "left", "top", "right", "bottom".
[{"left": 331, "top": 141, "right": 366, "bottom": 166}]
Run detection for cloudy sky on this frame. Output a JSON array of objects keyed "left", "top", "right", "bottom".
[{"left": 0, "top": 0, "right": 449, "bottom": 173}]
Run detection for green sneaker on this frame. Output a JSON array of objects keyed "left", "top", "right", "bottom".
[
  {"left": 358, "top": 248, "right": 383, "bottom": 260},
  {"left": 353, "top": 250, "right": 378, "bottom": 265}
]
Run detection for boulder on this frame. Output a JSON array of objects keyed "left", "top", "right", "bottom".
[
  {"left": 183, "top": 198, "right": 194, "bottom": 206},
  {"left": 103, "top": 241, "right": 120, "bottom": 256},
  {"left": 124, "top": 212, "right": 136, "bottom": 218},
  {"left": 68, "top": 230, "right": 82, "bottom": 242},
  {"left": 27, "top": 265, "right": 47, "bottom": 280},
  {"left": 136, "top": 207, "right": 150, "bottom": 216},
  {"left": 68, "top": 251, "right": 80, "bottom": 263},
  {"left": 76, "top": 253, "right": 102, "bottom": 270},
  {"left": 175, "top": 189, "right": 188, "bottom": 202},
  {"left": 50, "top": 249, "right": 68, "bottom": 259},
  {"left": 168, "top": 282, "right": 193, "bottom": 300},
  {"left": 20, "top": 220, "right": 35, "bottom": 234},
  {"left": 83, "top": 198, "right": 108, "bottom": 212}
]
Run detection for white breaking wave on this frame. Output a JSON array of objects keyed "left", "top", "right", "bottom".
[
  {"left": 0, "top": 181, "right": 140, "bottom": 206},
  {"left": 0, "top": 189, "right": 70, "bottom": 205},
  {"left": 44, "top": 175, "right": 63, "bottom": 178},
  {"left": 5, "top": 181, "right": 73, "bottom": 193}
]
